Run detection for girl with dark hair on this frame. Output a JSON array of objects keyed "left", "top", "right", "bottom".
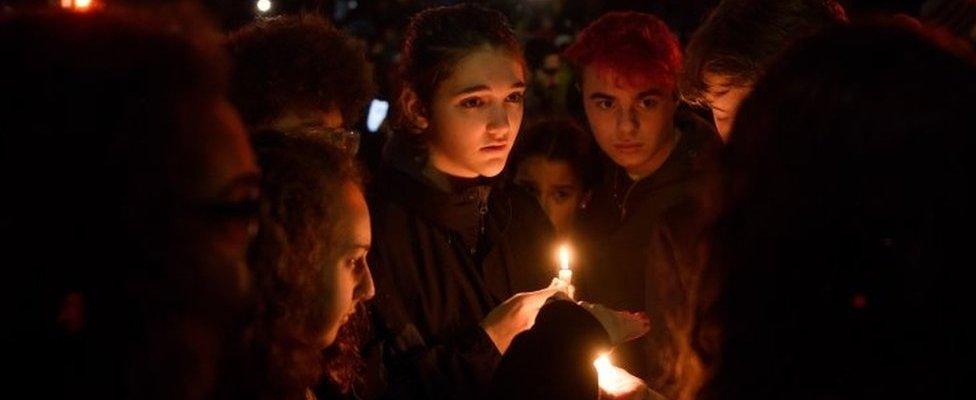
[
  {"left": 362, "top": 4, "right": 566, "bottom": 398},
  {"left": 700, "top": 21, "right": 976, "bottom": 399},
  {"left": 510, "top": 119, "right": 597, "bottom": 237},
  {"left": 245, "top": 131, "right": 375, "bottom": 400}
]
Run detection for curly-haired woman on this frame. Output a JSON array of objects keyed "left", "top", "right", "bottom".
[{"left": 244, "top": 131, "right": 375, "bottom": 400}]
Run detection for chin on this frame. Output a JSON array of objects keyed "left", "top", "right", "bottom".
[
  {"left": 612, "top": 154, "right": 652, "bottom": 171},
  {"left": 321, "top": 327, "right": 340, "bottom": 348},
  {"left": 477, "top": 160, "right": 508, "bottom": 177}
]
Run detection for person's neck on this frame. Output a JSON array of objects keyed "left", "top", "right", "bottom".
[
  {"left": 625, "top": 125, "right": 681, "bottom": 181},
  {"left": 423, "top": 159, "right": 486, "bottom": 192}
]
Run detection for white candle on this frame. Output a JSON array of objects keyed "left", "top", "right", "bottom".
[{"left": 557, "top": 244, "right": 572, "bottom": 285}]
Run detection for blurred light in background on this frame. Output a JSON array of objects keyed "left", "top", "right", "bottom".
[
  {"left": 256, "top": 0, "right": 272, "bottom": 14},
  {"left": 366, "top": 99, "right": 389, "bottom": 133},
  {"left": 62, "top": 0, "right": 93, "bottom": 12}
]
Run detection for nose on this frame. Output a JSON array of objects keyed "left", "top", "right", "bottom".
[
  {"left": 615, "top": 104, "right": 639, "bottom": 139},
  {"left": 540, "top": 195, "right": 555, "bottom": 220},
  {"left": 486, "top": 103, "right": 511, "bottom": 140},
  {"left": 355, "top": 259, "right": 376, "bottom": 301}
]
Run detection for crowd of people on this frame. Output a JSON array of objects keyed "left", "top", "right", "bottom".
[{"left": 3, "top": 0, "right": 975, "bottom": 399}]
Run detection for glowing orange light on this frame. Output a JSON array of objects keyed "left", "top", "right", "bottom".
[
  {"left": 593, "top": 353, "right": 644, "bottom": 396},
  {"left": 63, "top": 0, "right": 94, "bottom": 12}
]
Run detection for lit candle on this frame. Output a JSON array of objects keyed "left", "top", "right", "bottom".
[
  {"left": 594, "top": 353, "right": 646, "bottom": 397},
  {"left": 557, "top": 244, "right": 572, "bottom": 285}
]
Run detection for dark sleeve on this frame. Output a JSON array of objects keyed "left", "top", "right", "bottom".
[
  {"left": 360, "top": 242, "right": 502, "bottom": 400},
  {"left": 488, "top": 299, "right": 611, "bottom": 400}
]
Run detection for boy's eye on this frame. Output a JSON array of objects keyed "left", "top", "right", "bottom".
[
  {"left": 639, "top": 97, "right": 659, "bottom": 109},
  {"left": 595, "top": 99, "right": 614, "bottom": 110},
  {"left": 460, "top": 97, "right": 485, "bottom": 108},
  {"left": 505, "top": 92, "right": 524, "bottom": 104}
]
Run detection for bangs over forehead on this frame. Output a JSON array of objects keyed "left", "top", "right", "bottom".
[{"left": 565, "top": 11, "right": 682, "bottom": 91}]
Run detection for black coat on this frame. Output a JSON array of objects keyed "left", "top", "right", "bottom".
[
  {"left": 574, "top": 108, "right": 722, "bottom": 390},
  {"left": 361, "top": 148, "right": 556, "bottom": 399}
]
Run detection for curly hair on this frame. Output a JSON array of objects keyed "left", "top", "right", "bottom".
[
  {"left": 563, "top": 11, "right": 682, "bottom": 90},
  {"left": 679, "top": 0, "right": 845, "bottom": 106},
  {"left": 247, "top": 131, "right": 365, "bottom": 399},
  {"left": 395, "top": 3, "right": 525, "bottom": 133},
  {"left": 228, "top": 14, "right": 375, "bottom": 129}
]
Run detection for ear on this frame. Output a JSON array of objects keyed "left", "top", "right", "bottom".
[{"left": 399, "top": 87, "right": 429, "bottom": 131}]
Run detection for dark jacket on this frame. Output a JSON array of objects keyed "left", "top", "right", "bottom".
[
  {"left": 361, "top": 140, "right": 556, "bottom": 399},
  {"left": 489, "top": 299, "right": 610, "bottom": 400},
  {"left": 574, "top": 108, "right": 722, "bottom": 389}
]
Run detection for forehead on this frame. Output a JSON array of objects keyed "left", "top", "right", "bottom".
[
  {"left": 176, "top": 99, "right": 258, "bottom": 199},
  {"left": 341, "top": 183, "right": 371, "bottom": 242},
  {"left": 581, "top": 64, "right": 669, "bottom": 95},
  {"left": 702, "top": 72, "right": 753, "bottom": 101},
  {"left": 517, "top": 156, "right": 580, "bottom": 186},
  {"left": 438, "top": 46, "right": 525, "bottom": 93}
]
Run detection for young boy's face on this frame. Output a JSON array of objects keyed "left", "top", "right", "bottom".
[{"left": 580, "top": 65, "right": 678, "bottom": 179}]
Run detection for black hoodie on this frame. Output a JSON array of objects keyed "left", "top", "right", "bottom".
[{"left": 360, "top": 137, "right": 556, "bottom": 399}]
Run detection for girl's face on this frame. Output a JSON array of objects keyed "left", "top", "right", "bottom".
[
  {"left": 320, "top": 182, "right": 375, "bottom": 347},
  {"left": 514, "top": 156, "right": 584, "bottom": 235},
  {"left": 426, "top": 46, "right": 526, "bottom": 178}
]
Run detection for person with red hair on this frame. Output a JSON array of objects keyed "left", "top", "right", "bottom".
[{"left": 564, "top": 11, "right": 723, "bottom": 398}]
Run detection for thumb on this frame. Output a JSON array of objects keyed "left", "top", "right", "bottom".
[{"left": 524, "top": 286, "right": 560, "bottom": 307}]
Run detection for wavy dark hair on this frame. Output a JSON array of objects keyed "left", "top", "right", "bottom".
[
  {"left": 394, "top": 3, "right": 525, "bottom": 134},
  {"left": 700, "top": 21, "right": 976, "bottom": 399},
  {"left": 680, "top": 0, "right": 845, "bottom": 106},
  {"left": 246, "top": 131, "right": 365, "bottom": 399},
  {"left": 227, "top": 14, "right": 375, "bottom": 129}
]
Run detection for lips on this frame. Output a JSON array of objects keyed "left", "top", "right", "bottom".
[
  {"left": 613, "top": 142, "right": 643, "bottom": 153},
  {"left": 480, "top": 143, "right": 508, "bottom": 152}
]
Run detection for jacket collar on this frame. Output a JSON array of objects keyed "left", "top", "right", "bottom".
[{"left": 378, "top": 134, "right": 496, "bottom": 235}]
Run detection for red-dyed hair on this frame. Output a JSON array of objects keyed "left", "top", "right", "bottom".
[{"left": 564, "top": 12, "right": 682, "bottom": 90}]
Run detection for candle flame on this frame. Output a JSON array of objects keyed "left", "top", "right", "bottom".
[
  {"left": 558, "top": 244, "right": 570, "bottom": 271},
  {"left": 593, "top": 352, "right": 644, "bottom": 396}
]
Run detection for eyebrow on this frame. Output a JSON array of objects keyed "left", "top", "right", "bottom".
[
  {"left": 637, "top": 89, "right": 665, "bottom": 98},
  {"left": 588, "top": 92, "right": 615, "bottom": 101},
  {"left": 349, "top": 243, "right": 371, "bottom": 253},
  {"left": 453, "top": 81, "right": 526, "bottom": 96}
]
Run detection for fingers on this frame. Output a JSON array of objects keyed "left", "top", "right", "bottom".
[{"left": 523, "top": 286, "right": 560, "bottom": 307}]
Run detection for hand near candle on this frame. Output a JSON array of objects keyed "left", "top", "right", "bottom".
[
  {"left": 594, "top": 354, "right": 666, "bottom": 400},
  {"left": 579, "top": 302, "right": 649, "bottom": 345},
  {"left": 548, "top": 277, "right": 576, "bottom": 300},
  {"left": 481, "top": 286, "right": 561, "bottom": 354}
]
